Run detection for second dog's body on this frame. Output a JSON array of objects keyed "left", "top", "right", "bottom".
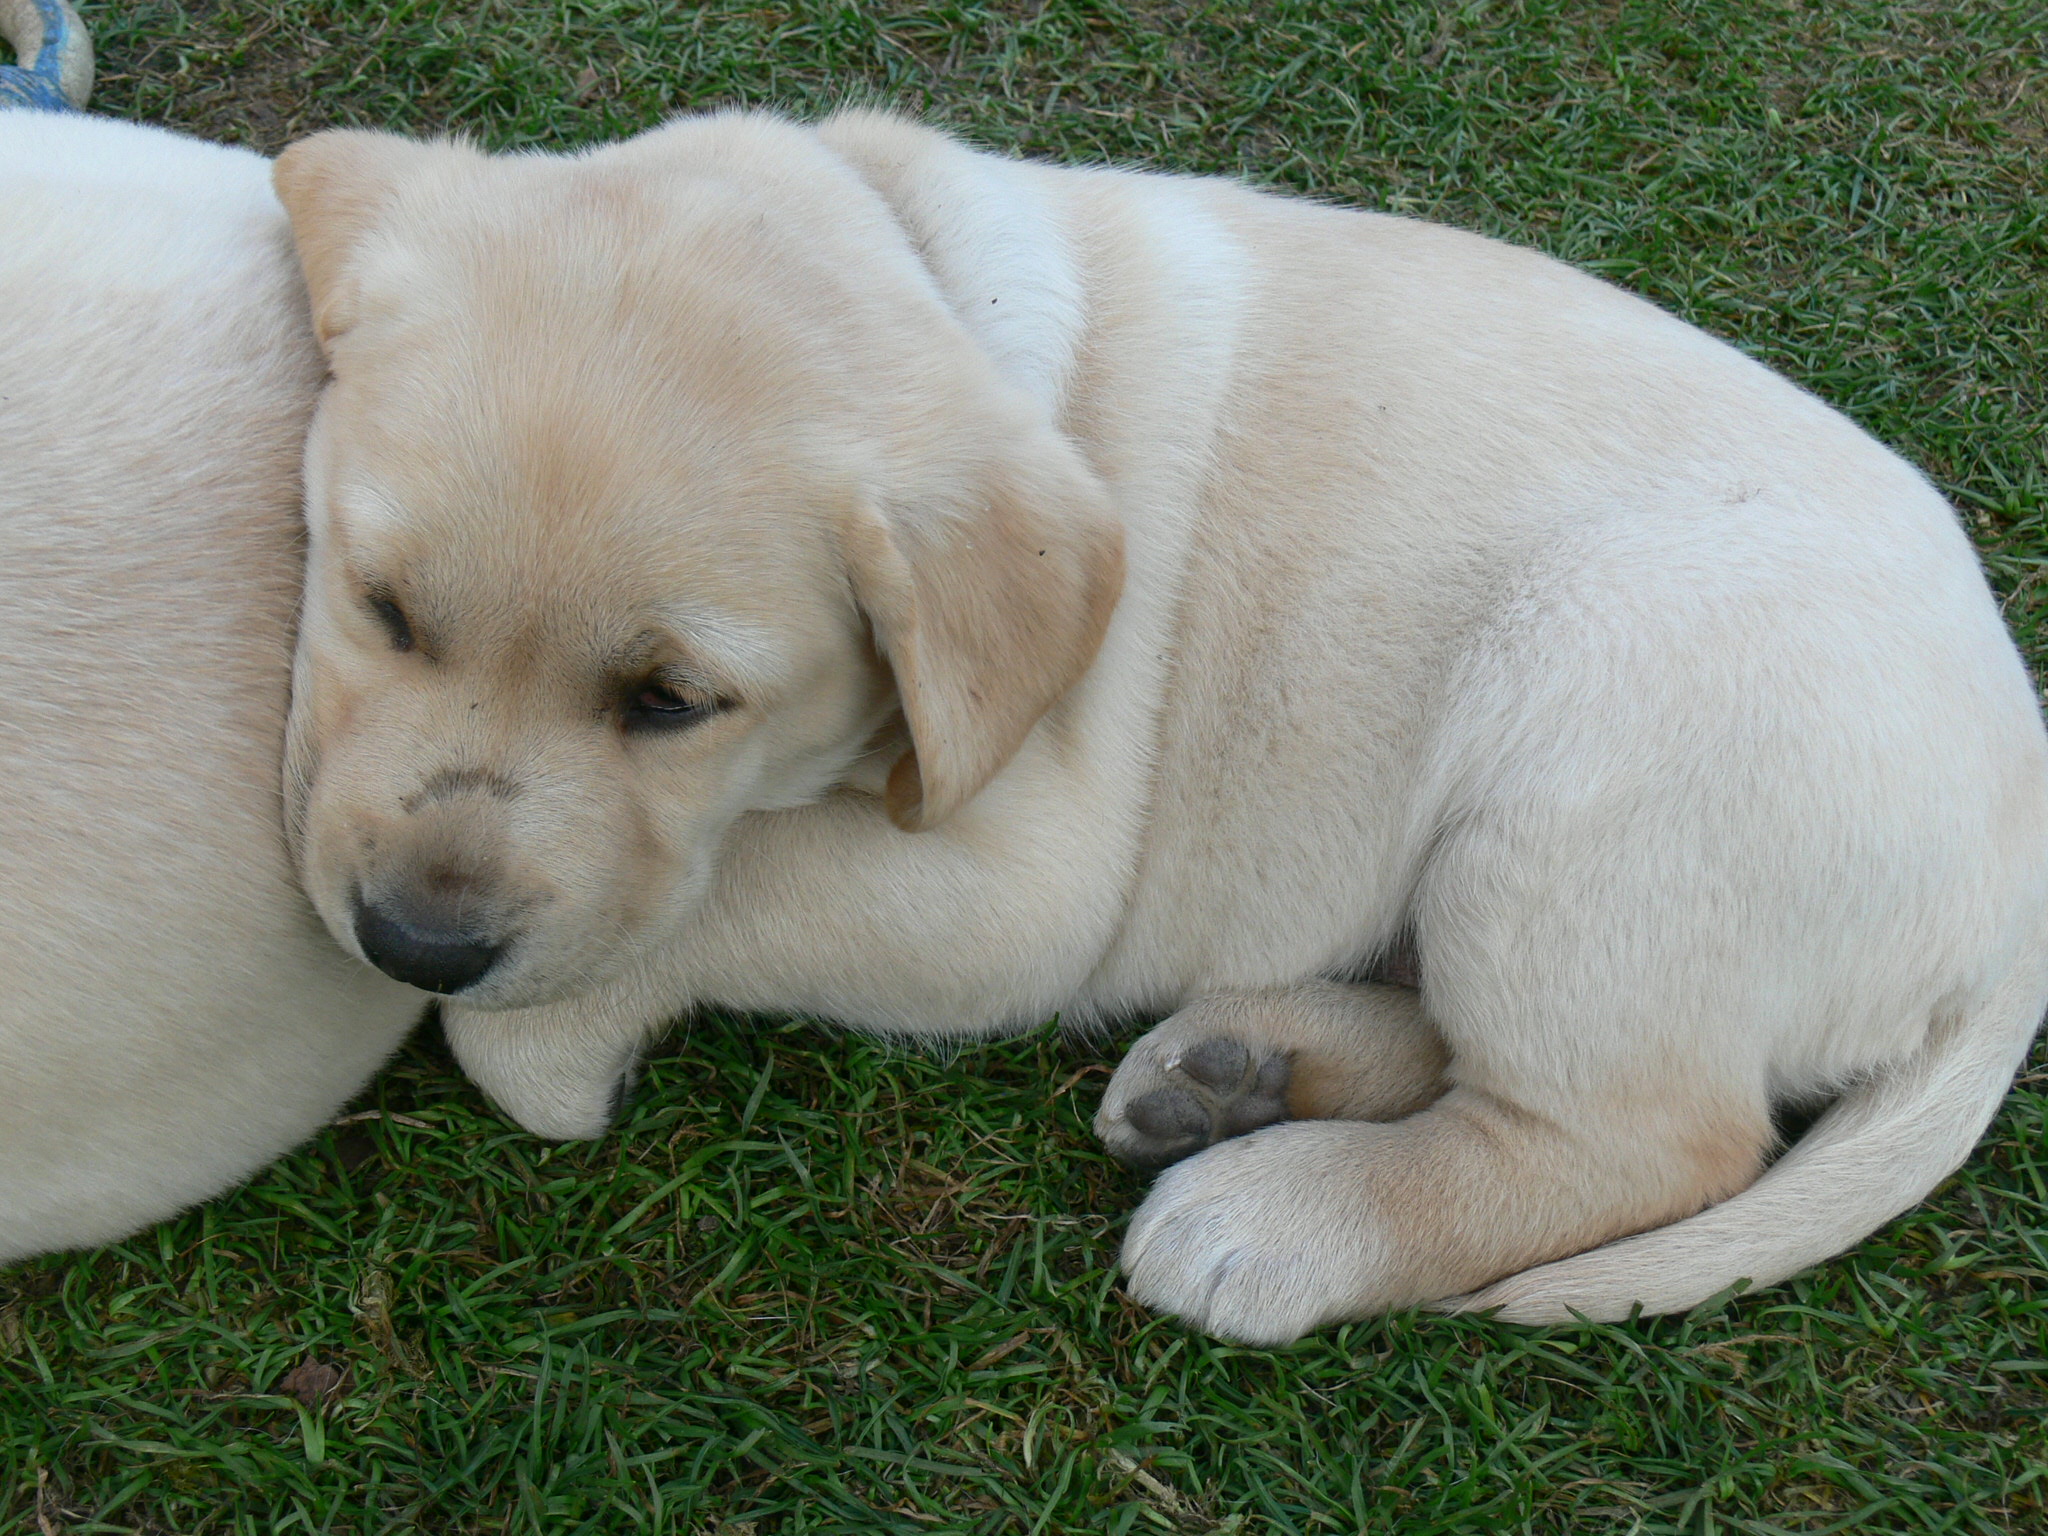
[
  {"left": 0, "top": 112, "right": 417, "bottom": 1259},
  {"left": 271, "top": 112, "right": 2048, "bottom": 1342}
]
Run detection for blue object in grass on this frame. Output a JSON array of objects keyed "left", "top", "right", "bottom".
[{"left": 0, "top": 0, "right": 92, "bottom": 111}]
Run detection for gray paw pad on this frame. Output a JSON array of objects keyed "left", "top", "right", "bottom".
[
  {"left": 1109, "top": 1038, "right": 1291, "bottom": 1173},
  {"left": 1177, "top": 1037, "right": 1252, "bottom": 1090}
]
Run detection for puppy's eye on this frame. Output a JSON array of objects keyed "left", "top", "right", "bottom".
[
  {"left": 365, "top": 591, "right": 415, "bottom": 653},
  {"left": 622, "top": 681, "right": 722, "bottom": 733}
]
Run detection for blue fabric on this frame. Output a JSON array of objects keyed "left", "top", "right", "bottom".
[{"left": 0, "top": 0, "right": 81, "bottom": 111}]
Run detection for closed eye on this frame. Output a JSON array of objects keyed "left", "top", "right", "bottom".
[
  {"left": 365, "top": 589, "right": 415, "bottom": 653},
  {"left": 622, "top": 680, "right": 727, "bottom": 734}
]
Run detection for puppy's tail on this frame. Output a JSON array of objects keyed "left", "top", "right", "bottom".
[{"left": 1449, "top": 957, "right": 2048, "bottom": 1325}]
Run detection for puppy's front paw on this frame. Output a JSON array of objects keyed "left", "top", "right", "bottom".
[
  {"left": 1120, "top": 1121, "right": 1393, "bottom": 1345},
  {"left": 442, "top": 997, "right": 647, "bottom": 1141},
  {"left": 1095, "top": 1034, "right": 1290, "bottom": 1172}
]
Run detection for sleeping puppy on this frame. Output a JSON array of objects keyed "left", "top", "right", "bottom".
[
  {"left": 0, "top": 110, "right": 418, "bottom": 1261},
  {"left": 269, "top": 111, "right": 2048, "bottom": 1343}
]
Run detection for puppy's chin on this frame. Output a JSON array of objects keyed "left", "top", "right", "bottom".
[
  {"left": 440, "top": 857, "right": 718, "bottom": 1012},
  {"left": 439, "top": 970, "right": 571, "bottom": 1013},
  {"left": 435, "top": 958, "right": 619, "bottom": 1014}
]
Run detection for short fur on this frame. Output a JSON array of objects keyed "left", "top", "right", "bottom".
[
  {"left": 0, "top": 112, "right": 418, "bottom": 1260},
  {"left": 272, "top": 110, "right": 2048, "bottom": 1343}
]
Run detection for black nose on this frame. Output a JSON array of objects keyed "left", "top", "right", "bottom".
[{"left": 352, "top": 895, "right": 505, "bottom": 994}]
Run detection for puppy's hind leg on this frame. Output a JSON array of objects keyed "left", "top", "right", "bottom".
[
  {"left": 1094, "top": 981, "right": 1451, "bottom": 1172},
  {"left": 1119, "top": 1070, "right": 1772, "bottom": 1344},
  {"left": 1119, "top": 790, "right": 1785, "bottom": 1342}
]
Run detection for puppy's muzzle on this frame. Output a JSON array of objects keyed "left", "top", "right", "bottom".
[{"left": 351, "top": 890, "right": 508, "bottom": 995}]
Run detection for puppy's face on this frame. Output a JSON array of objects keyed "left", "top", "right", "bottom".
[
  {"left": 291, "top": 347, "right": 890, "bottom": 1010},
  {"left": 275, "top": 122, "right": 1121, "bottom": 1011}
]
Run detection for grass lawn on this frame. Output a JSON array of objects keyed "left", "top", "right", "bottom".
[{"left": 6, "top": 1, "right": 2048, "bottom": 1531}]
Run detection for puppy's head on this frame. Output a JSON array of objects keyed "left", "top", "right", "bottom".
[{"left": 274, "top": 118, "right": 1121, "bottom": 1012}]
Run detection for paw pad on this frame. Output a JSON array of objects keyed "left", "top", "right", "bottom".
[{"left": 1104, "top": 1036, "right": 1290, "bottom": 1173}]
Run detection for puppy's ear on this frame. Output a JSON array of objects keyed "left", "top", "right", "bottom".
[
  {"left": 272, "top": 129, "right": 428, "bottom": 349},
  {"left": 843, "top": 434, "right": 1124, "bottom": 831}
]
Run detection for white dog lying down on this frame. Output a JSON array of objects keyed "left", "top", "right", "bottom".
[
  {"left": 267, "top": 111, "right": 2048, "bottom": 1343},
  {"left": 0, "top": 111, "right": 418, "bottom": 1261}
]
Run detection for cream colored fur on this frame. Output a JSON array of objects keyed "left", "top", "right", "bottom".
[
  {"left": 0, "top": 112, "right": 418, "bottom": 1260},
  {"left": 271, "top": 110, "right": 2048, "bottom": 1342}
]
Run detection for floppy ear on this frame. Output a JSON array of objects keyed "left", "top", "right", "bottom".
[
  {"left": 272, "top": 129, "right": 429, "bottom": 349},
  {"left": 843, "top": 436, "right": 1125, "bottom": 832}
]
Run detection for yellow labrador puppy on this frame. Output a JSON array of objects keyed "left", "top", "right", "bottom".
[
  {"left": 0, "top": 110, "right": 418, "bottom": 1261},
  {"left": 270, "top": 111, "right": 2048, "bottom": 1343}
]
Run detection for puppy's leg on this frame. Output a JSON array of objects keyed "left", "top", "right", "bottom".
[
  {"left": 442, "top": 968, "right": 676, "bottom": 1140},
  {"left": 1094, "top": 982, "right": 1450, "bottom": 1170},
  {"left": 1123, "top": 1078, "right": 1771, "bottom": 1344},
  {"left": 1119, "top": 766, "right": 1796, "bottom": 1342}
]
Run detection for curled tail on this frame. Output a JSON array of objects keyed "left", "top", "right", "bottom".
[{"left": 1451, "top": 958, "right": 2048, "bottom": 1325}]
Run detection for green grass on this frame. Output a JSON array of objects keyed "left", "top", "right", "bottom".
[{"left": 7, "top": 1, "right": 2048, "bottom": 1530}]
